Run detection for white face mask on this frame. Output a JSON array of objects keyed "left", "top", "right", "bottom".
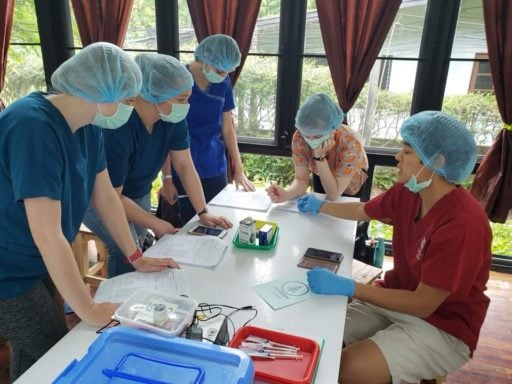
[
  {"left": 92, "top": 103, "right": 133, "bottom": 129},
  {"left": 404, "top": 165, "right": 433, "bottom": 193},
  {"left": 202, "top": 64, "right": 226, "bottom": 83},
  {"left": 304, "top": 133, "right": 331, "bottom": 149},
  {"left": 156, "top": 102, "right": 190, "bottom": 123}
]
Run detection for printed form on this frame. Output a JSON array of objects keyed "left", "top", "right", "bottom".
[
  {"left": 93, "top": 269, "right": 189, "bottom": 303},
  {"left": 143, "top": 234, "right": 228, "bottom": 268}
]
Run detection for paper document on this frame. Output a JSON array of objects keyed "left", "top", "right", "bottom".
[
  {"left": 94, "top": 269, "right": 189, "bottom": 303},
  {"left": 253, "top": 274, "right": 313, "bottom": 310},
  {"left": 209, "top": 186, "right": 271, "bottom": 212},
  {"left": 144, "top": 234, "right": 227, "bottom": 268},
  {"left": 274, "top": 192, "right": 345, "bottom": 213}
]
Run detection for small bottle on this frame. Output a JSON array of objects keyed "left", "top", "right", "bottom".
[
  {"left": 373, "top": 222, "right": 385, "bottom": 268},
  {"left": 374, "top": 238, "right": 385, "bottom": 268}
]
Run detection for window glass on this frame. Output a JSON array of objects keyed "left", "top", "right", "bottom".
[
  {"left": 250, "top": 0, "right": 280, "bottom": 54},
  {"left": 3, "top": 0, "right": 44, "bottom": 104},
  {"left": 242, "top": 153, "right": 294, "bottom": 187},
  {"left": 304, "top": 1, "right": 426, "bottom": 57},
  {"left": 10, "top": 0, "right": 39, "bottom": 44},
  {"left": 233, "top": 56, "right": 278, "bottom": 140},
  {"left": 178, "top": 0, "right": 197, "bottom": 52},
  {"left": 451, "top": 0, "right": 486, "bottom": 58},
  {"left": 124, "top": 1, "right": 157, "bottom": 50},
  {"left": 68, "top": 1, "right": 81, "bottom": 47},
  {"left": 302, "top": 1, "right": 425, "bottom": 148},
  {"left": 377, "top": 3, "right": 426, "bottom": 58},
  {"left": 443, "top": 0, "right": 501, "bottom": 153}
]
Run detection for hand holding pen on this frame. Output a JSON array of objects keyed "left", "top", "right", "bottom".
[{"left": 265, "top": 181, "right": 289, "bottom": 203}]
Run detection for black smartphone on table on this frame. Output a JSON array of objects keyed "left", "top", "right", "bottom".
[
  {"left": 187, "top": 224, "right": 228, "bottom": 238},
  {"left": 297, "top": 247, "right": 344, "bottom": 272}
]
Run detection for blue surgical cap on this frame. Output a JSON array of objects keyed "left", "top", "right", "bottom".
[
  {"left": 194, "top": 34, "right": 241, "bottom": 72},
  {"left": 400, "top": 111, "right": 477, "bottom": 183},
  {"left": 295, "top": 93, "right": 345, "bottom": 135},
  {"left": 135, "top": 53, "right": 193, "bottom": 103},
  {"left": 51, "top": 42, "right": 142, "bottom": 103}
]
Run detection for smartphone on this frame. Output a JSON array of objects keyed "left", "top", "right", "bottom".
[
  {"left": 304, "top": 247, "right": 343, "bottom": 263},
  {"left": 188, "top": 224, "right": 227, "bottom": 238}
]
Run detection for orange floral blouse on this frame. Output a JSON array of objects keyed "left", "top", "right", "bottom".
[{"left": 292, "top": 125, "right": 368, "bottom": 195}]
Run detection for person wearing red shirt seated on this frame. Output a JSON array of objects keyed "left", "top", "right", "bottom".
[{"left": 297, "top": 111, "right": 492, "bottom": 384}]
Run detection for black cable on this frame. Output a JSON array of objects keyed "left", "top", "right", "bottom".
[
  {"left": 194, "top": 303, "right": 258, "bottom": 343},
  {"left": 96, "top": 319, "right": 120, "bottom": 334}
]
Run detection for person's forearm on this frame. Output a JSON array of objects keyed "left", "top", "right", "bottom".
[
  {"left": 315, "top": 161, "right": 339, "bottom": 198},
  {"left": 162, "top": 154, "right": 172, "bottom": 176},
  {"left": 285, "top": 177, "right": 309, "bottom": 200},
  {"left": 354, "top": 284, "right": 439, "bottom": 318},
  {"left": 37, "top": 234, "right": 95, "bottom": 320},
  {"left": 93, "top": 184, "right": 137, "bottom": 258},
  {"left": 320, "top": 201, "right": 370, "bottom": 221}
]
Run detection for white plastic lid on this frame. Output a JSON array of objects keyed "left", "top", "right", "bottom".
[{"left": 113, "top": 288, "right": 197, "bottom": 337}]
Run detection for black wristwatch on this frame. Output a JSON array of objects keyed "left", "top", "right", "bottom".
[
  {"left": 197, "top": 207, "right": 208, "bottom": 216},
  {"left": 313, "top": 155, "right": 327, "bottom": 162}
]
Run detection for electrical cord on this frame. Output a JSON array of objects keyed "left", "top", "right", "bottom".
[
  {"left": 195, "top": 303, "right": 258, "bottom": 343},
  {"left": 96, "top": 319, "right": 120, "bottom": 334}
]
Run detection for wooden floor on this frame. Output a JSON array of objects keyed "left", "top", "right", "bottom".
[{"left": 1, "top": 263, "right": 511, "bottom": 383}]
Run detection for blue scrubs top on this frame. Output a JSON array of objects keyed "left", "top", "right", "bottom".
[
  {"left": 0, "top": 92, "right": 106, "bottom": 298},
  {"left": 104, "top": 110, "right": 189, "bottom": 199},
  {"left": 184, "top": 69, "right": 235, "bottom": 179}
]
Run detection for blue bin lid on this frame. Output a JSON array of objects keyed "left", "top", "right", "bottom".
[{"left": 53, "top": 327, "right": 254, "bottom": 384}]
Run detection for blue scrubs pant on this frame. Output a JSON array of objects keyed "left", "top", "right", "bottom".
[{"left": 173, "top": 174, "right": 227, "bottom": 225}]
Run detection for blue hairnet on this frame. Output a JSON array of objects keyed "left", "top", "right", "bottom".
[
  {"left": 135, "top": 53, "right": 193, "bottom": 103},
  {"left": 194, "top": 34, "right": 241, "bottom": 72},
  {"left": 51, "top": 42, "right": 142, "bottom": 103},
  {"left": 400, "top": 111, "right": 477, "bottom": 183},
  {"left": 295, "top": 93, "right": 345, "bottom": 135}
]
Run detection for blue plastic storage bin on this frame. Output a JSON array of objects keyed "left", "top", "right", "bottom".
[{"left": 53, "top": 327, "right": 254, "bottom": 384}]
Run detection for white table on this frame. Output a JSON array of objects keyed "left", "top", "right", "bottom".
[{"left": 16, "top": 193, "right": 357, "bottom": 384}]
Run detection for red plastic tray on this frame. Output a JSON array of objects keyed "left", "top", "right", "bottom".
[{"left": 229, "top": 326, "right": 320, "bottom": 384}]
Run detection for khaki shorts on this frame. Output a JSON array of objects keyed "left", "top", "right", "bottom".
[{"left": 344, "top": 301, "right": 470, "bottom": 384}]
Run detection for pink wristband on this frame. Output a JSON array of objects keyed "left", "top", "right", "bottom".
[{"left": 127, "top": 248, "right": 143, "bottom": 264}]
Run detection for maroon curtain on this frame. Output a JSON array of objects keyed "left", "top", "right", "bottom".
[
  {"left": 186, "top": 0, "right": 261, "bottom": 86},
  {"left": 316, "top": 0, "right": 401, "bottom": 113},
  {"left": 71, "top": 0, "right": 134, "bottom": 47},
  {"left": 470, "top": 1, "right": 512, "bottom": 223},
  {"left": 0, "top": 0, "right": 15, "bottom": 111}
]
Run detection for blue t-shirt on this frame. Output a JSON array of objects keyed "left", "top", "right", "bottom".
[
  {"left": 0, "top": 92, "right": 106, "bottom": 298},
  {"left": 184, "top": 70, "right": 235, "bottom": 179},
  {"left": 104, "top": 110, "right": 189, "bottom": 199}
]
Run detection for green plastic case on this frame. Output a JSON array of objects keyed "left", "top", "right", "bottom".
[{"left": 232, "top": 220, "right": 279, "bottom": 250}]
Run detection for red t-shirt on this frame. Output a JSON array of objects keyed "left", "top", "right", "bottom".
[{"left": 364, "top": 183, "right": 492, "bottom": 354}]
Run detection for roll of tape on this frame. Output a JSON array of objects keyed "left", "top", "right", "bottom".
[{"left": 152, "top": 303, "right": 168, "bottom": 324}]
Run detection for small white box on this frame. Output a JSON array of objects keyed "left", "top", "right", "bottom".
[
  {"left": 239, "top": 217, "right": 257, "bottom": 244},
  {"left": 258, "top": 224, "right": 274, "bottom": 246}
]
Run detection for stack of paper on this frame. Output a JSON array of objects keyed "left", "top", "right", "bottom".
[
  {"left": 93, "top": 269, "right": 189, "bottom": 303},
  {"left": 209, "top": 186, "right": 271, "bottom": 212},
  {"left": 144, "top": 234, "right": 228, "bottom": 268}
]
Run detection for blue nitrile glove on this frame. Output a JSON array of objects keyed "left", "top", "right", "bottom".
[
  {"left": 297, "top": 194, "right": 324, "bottom": 214},
  {"left": 307, "top": 268, "right": 356, "bottom": 297}
]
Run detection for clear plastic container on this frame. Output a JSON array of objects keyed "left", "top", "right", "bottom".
[{"left": 113, "top": 288, "right": 197, "bottom": 337}]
